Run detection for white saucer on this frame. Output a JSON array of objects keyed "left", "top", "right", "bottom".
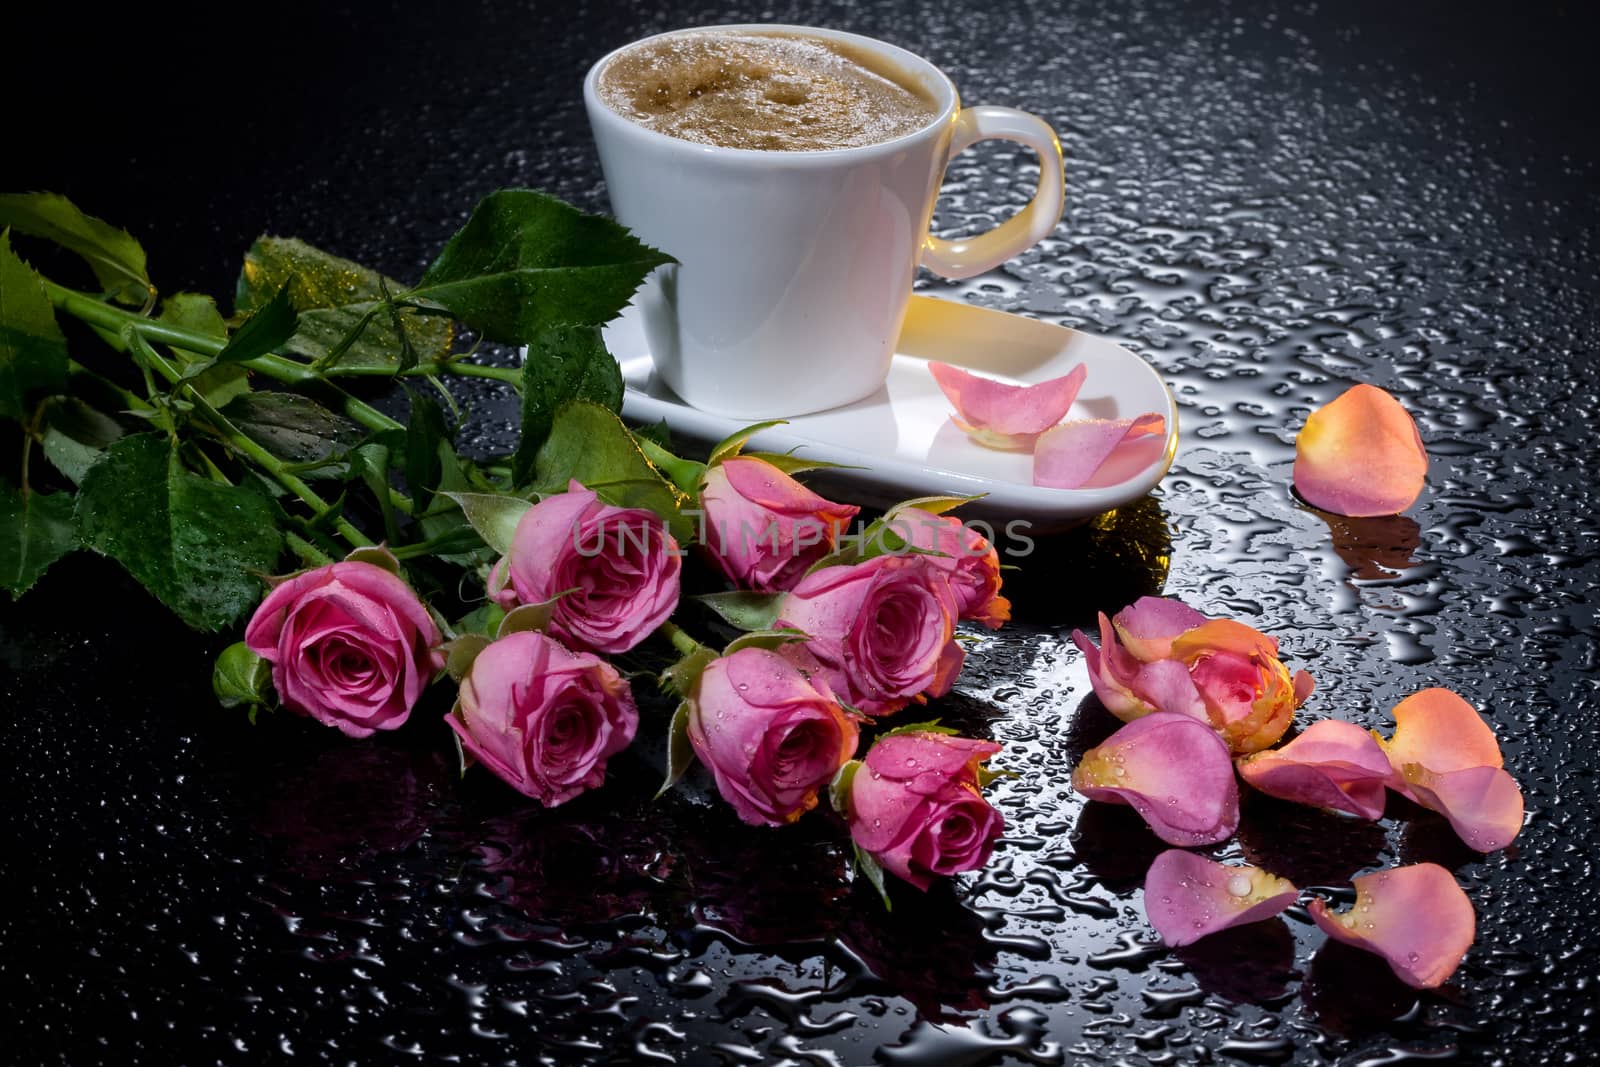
[{"left": 601, "top": 294, "right": 1178, "bottom": 531}]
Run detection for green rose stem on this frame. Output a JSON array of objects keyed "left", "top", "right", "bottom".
[
  {"left": 124, "top": 330, "right": 375, "bottom": 549},
  {"left": 659, "top": 620, "right": 708, "bottom": 658}
]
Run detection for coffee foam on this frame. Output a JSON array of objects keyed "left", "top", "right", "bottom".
[{"left": 597, "top": 31, "right": 940, "bottom": 151}]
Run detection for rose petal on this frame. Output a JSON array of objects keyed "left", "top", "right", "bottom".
[
  {"left": 1072, "top": 712, "right": 1240, "bottom": 846},
  {"left": 1379, "top": 687, "right": 1503, "bottom": 775},
  {"left": 1294, "top": 383, "right": 1427, "bottom": 517},
  {"left": 929, "top": 361, "right": 1087, "bottom": 448},
  {"left": 1169, "top": 619, "right": 1280, "bottom": 664},
  {"left": 1033, "top": 413, "right": 1166, "bottom": 490},
  {"left": 1395, "top": 764, "right": 1524, "bottom": 852},
  {"left": 1308, "top": 863, "right": 1475, "bottom": 989},
  {"left": 1071, "top": 613, "right": 1152, "bottom": 721},
  {"left": 1238, "top": 720, "right": 1393, "bottom": 820},
  {"left": 1143, "top": 850, "right": 1298, "bottom": 947},
  {"left": 1112, "top": 596, "right": 1208, "bottom": 662}
]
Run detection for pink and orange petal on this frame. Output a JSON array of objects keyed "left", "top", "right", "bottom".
[
  {"left": 1033, "top": 413, "right": 1167, "bottom": 490},
  {"left": 1072, "top": 712, "right": 1239, "bottom": 846},
  {"left": 1308, "top": 864, "right": 1475, "bottom": 989},
  {"left": 1294, "top": 383, "right": 1427, "bottom": 517},
  {"left": 929, "top": 361, "right": 1087, "bottom": 449},
  {"left": 1238, "top": 719, "right": 1392, "bottom": 819},
  {"left": 1143, "top": 850, "right": 1298, "bottom": 947}
]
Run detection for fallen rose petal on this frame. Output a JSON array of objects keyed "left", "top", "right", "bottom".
[
  {"left": 1396, "top": 764, "right": 1524, "bottom": 852},
  {"left": 1308, "top": 863, "right": 1475, "bottom": 989},
  {"left": 1294, "top": 383, "right": 1427, "bottom": 517},
  {"left": 1033, "top": 413, "right": 1167, "bottom": 490},
  {"left": 929, "top": 361, "right": 1086, "bottom": 449},
  {"left": 1237, "top": 719, "right": 1392, "bottom": 819},
  {"left": 1379, "top": 687, "right": 1502, "bottom": 775},
  {"left": 1071, "top": 612, "right": 1150, "bottom": 721},
  {"left": 1072, "top": 712, "right": 1239, "bottom": 846},
  {"left": 1143, "top": 850, "right": 1298, "bottom": 947}
]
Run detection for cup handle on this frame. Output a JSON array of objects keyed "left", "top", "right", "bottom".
[{"left": 921, "top": 106, "right": 1065, "bottom": 280}]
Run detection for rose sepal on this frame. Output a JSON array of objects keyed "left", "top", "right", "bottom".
[
  {"left": 655, "top": 699, "right": 695, "bottom": 800},
  {"left": 213, "top": 641, "right": 272, "bottom": 716},
  {"left": 343, "top": 544, "right": 402, "bottom": 574},
  {"left": 707, "top": 419, "right": 789, "bottom": 467}
]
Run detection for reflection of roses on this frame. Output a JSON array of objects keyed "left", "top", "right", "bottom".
[
  {"left": 254, "top": 745, "right": 444, "bottom": 878},
  {"left": 845, "top": 732, "right": 1004, "bottom": 890},
  {"left": 700, "top": 456, "right": 859, "bottom": 592},
  {"left": 777, "top": 556, "right": 963, "bottom": 715},
  {"left": 449, "top": 630, "right": 638, "bottom": 806},
  {"left": 491, "top": 481, "right": 680, "bottom": 654},
  {"left": 244, "top": 560, "right": 443, "bottom": 738},
  {"left": 1072, "top": 596, "right": 1313, "bottom": 754},
  {"left": 687, "top": 647, "right": 858, "bottom": 826},
  {"left": 470, "top": 809, "right": 669, "bottom": 928}
]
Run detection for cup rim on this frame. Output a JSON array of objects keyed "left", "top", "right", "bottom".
[{"left": 582, "top": 23, "right": 960, "bottom": 162}]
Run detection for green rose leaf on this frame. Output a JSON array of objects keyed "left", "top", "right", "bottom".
[
  {"left": 212, "top": 642, "right": 271, "bottom": 709},
  {"left": 707, "top": 419, "right": 788, "bottom": 467},
  {"left": 235, "top": 236, "right": 454, "bottom": 368},
  {"left": 696, "top": 590, "right": 785, "bottom": 632},
  {"left": 655, "top": 699, "right": 697, "bottom": 799},
  {"left": 0, "top": 479, "right": 77, "bottom": 597},
  {"left": 442, "top": 491, "right": 532, "bottom": 556},
  {"left": 532, "top": 399, "right": 692, "bottom": 542},
  {"left": 39, "top": 396, "right": 124, "bottom": 485},
  {"left": 219, "top": 392, "right": 364, "bottom": 465},
  {"left": 0, "top": 193, "right": 152, "bottom": 306},
  {"left": 0, "top": 229, "right": 70, "bottom": 423},
  {"left": 214, "top": 282, "right": 298, "bottom": 365},
  {"left": 159, "top": 292, "right": 248, "bottom": 408},
  {"left": 515, "top": 324, "right": 624, "bottom": 484},
  {"left": 76, "top": 433, "right": 284, "bottom": 630},
  {"left": 413, "top": 188, "right": 672, "bottom": 345}
]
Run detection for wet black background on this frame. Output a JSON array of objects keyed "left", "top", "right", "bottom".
[{"left": 4, "top": 1, "right": 1598, "bottom": 1064}]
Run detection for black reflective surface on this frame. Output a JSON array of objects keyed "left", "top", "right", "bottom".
[{"left": 5, "top": 1, "right": 1598, "bottom": 1063}]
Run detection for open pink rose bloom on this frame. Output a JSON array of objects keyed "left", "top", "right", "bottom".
[
  {"left": 1309, "top": 863, "right": 1476, "bottom": 988},
  {"left": 928, "top": 361, "right": 1086, "bottom": 450},
  {"left": 1376, "top": 688, "right": 1524, "bottom": 852},
  {"left": 1143, "top": 850, "right": 1297, "bottom": 947},
  {"left": 1072, "top": 596, "right": 1314, "bottom": 754},
  {"left": 1072, "top": 711, "right": 1239, "bottom": 846},
  {"left": 1294, "top": 383, "right": 1428, "bottom": 517},
  {"left": 1237, "top": 719, "right": 1393, "bottom": 820}
]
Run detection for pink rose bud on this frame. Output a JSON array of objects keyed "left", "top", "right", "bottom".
[
  {"left": 700, "top": 456, "right": 860, "bottom": 592},
  {"left": 245, "top": 560, "right": 443, "bottom": 738},
  {"left": 448, "top": 630, "right": 638, "bottom": 806},
  {"left": 496, "top": 481, "right": 681, "bottom": 654},
  {"left": 686, "top": 647, "right": 860, "bottom": 826},
  {"left": 846, "top": 731, "right": 1005, "bottom": 890},
  {"left": 777, "top": 556, "right": 964, "bottom": 716},
  {"left": 888, "top": 509, "right": 1011, "bottom": 629}
]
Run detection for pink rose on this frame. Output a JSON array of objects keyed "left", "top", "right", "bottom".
[
  {"left": 845, "top": 732, "right": 1004, "bottom": 890},
  {"left": 686, "top": 647, "right": 860, "bottom": 826},
  {"left": 1071, "top": 596, "right": 1314, "bottom": 754},
  {"left": 776, "top": 556, "right": 964, "bottom": 716},
  {"left": 700, "top": 456, "right": 860, "bottom": 592},
  {"left": 888, "top": 509, "right": 1011, "bottom": 628},
  {"left": 492, "top": 481, "right": 681, "bottom": 654},
  {"left": 448, "top": 630, "right": 638, "bottom": 806},
  {"left": 244, "top": 560, "right": 443, "bottom": 738}
]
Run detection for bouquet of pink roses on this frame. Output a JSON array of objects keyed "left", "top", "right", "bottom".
[{"left": 0, "top": 188, "right": 1009, "bottom": 900}]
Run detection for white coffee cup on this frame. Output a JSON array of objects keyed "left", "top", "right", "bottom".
[{"left": 584, "top": 25, "right": 1065, "bottom": 419}]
